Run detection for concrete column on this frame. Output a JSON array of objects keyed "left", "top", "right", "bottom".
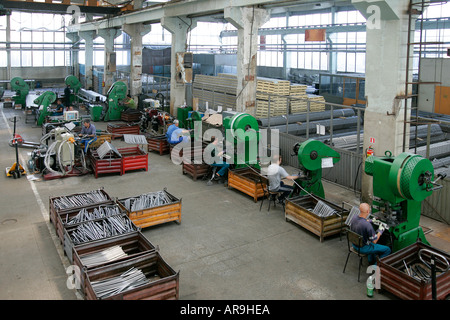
[
  {"left": 353, "top": 0, "right": 418, "bottom": 201},
  {"left": 225, "top": 6, "right": 270, "bottom": 114},
  {"left": 161, "top": 16, "right": 197, "bottom": 115},
  {"left": 78, "top": 31, "right": 96, "bottom": 90},
  {"left": 66, "top": 32, "right": 80, "bottom": 80},
  {"left": 6, "top": 14, "right": 11, "bottom": 87},
  {"left": 122, "top": 23, "right": 152, "bottom": 103},
  {"left": 98, "top": 28, "right": 122, "bottom": 95}
]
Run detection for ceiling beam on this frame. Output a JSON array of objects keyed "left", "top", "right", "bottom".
[{"left": 2, "top": 0, "right": 121, "bottom": 15}]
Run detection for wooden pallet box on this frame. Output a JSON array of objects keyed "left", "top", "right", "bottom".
[
  {"left": 117, "top": 146, "right": 148, "bottom": 175},
  {"left": 107, "top": 122, "right": 140, "bottom": 139},
  {"left": 49, "top": 189, "right": 113, "bottom": 227},
  {"left": 84, "top": 251, "right": 179, "bottom": 300},
  {"left": 120, "top": 112, "right": 141, "bottom": 122},
  {"left": 378, "top": 241, "right": 450, "bottom": 300},
  {"left": 285, "top": 195, "right": 349, "bottom": 242},
  {"left": 182, "top": 162, "right": 211, "bottom": 181},
  {"left": 72, "top": 231, "right": 156, "bottom": 295},
  {"left": 88, "top": 149, "right": 123, "bottom": 179},
  {"left": 63, "top": 214, "right": 139, "bottom": 263},
  {"left": 116, "top": 189, "right": 182, "bottom": 229},
  {"left": 227, "top": 168, "right": 267, "bottom": 203},
  {"left": 55, "top": 203, "right": 122, "bottom": 244}
]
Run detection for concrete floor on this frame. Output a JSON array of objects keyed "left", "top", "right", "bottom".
[{"left": 0, "top": 104, "right": 449, "bottom": 300}]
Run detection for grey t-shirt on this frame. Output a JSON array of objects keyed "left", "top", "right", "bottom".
[{"left": 267, "top": 164, "right": 289, "bottom": 191}]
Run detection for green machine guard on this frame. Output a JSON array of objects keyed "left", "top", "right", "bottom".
[
  {"left": 223, "top": 113, "right": 260, "bottom": 169},
  {"left": 10, "top": 77, "right": 30, "bottom": 108},
  {"left": 104, "top": 81, "right": 127, "bottom": 121},
  {"left": 35, "top": 91, "right": 57, "bottom": 126},
  {"left": 293, "top": 139, "right": 340, "bottom": 198},
  {"left": 364, "top": 151, "right": 439, "bottom": 252}
]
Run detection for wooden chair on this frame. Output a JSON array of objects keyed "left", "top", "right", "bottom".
[{"left": 343, "top": 228, "right": 367, "bottom": 282}]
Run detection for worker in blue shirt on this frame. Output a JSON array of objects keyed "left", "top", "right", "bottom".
[
  {"left": 166, "top": 120, "right": 179, "bottom": 141},
  {"left": 350, "top": 203, "right": 391, "bottom": 265},
  {"left": 79, "top": 119, "right": 97, "bottom": 153}
]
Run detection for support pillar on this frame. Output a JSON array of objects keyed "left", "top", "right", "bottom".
[
  {"left": 225, "top": 6, "right": 270, "bottom": 114},
  {"left": 98, "top": 28, "right": 122, "bottom": 95},
  {"left": 79, "top": 31, "right": 96, "bottom": 90},
  {"left": 352, "top": 0, "right": 418, "bottom": 202},
  {"left": 161, "top": 16, "right": 197, "bottom": 115},
  {"left": 66, "top": 32, "right": 80, "bottom": 80},
  {"left": 123, "top": 23, "right": 151, "bottom": 103}
]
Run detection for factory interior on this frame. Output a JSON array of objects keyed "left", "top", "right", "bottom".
[{"left": 1, "top": 0, "right": 450, "bottom": 309}]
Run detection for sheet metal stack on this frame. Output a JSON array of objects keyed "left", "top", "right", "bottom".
[{"left": 193, "top": 74, "right": 237, "bottom": 110}]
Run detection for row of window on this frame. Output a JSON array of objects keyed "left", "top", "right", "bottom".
[{"left": 0, "top": 5, "right": 449, "bottom": 72}]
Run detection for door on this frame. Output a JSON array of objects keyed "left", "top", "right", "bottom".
[{"left": 435, "top": 86, "right": 450, "bottom": 115}]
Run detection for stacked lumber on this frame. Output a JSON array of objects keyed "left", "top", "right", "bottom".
[{"left": 289, "top": 84, "right": 308, "bottom": 113}]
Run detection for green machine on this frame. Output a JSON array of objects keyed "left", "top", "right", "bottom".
[
  {"left": 10, "top": 77, "right": 30, "bottom": 108},
  {"left": 104, "top": 81, "right": 127, "bottom": 121},
  {"left": 186, "top": 111, "right": 203, "bottom": 141},
  {"left": 292, "top": 139, "right": 341, "bottom": 198},
  {"left": 35, "top": 91, "right": 57, "bottom": 126},
  {"left": 65, "top": 75, "right": 82, "bottom": 104},
  {"left": 177, "top": 106, "right": 192, "bottom": 129},
  {"left": 223, "top": 113, "right": 260, "bottom": 169},
  {"left": 364, "top": 151, "right": 446, "bottom": 252}
]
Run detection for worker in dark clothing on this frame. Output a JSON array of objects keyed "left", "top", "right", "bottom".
[
  {"left": 64, "top": 85, "right": 71, "bottom": 108},
  {"left": 350, "top": 203, "right": 391, "bottom": 265},
  {"left": 52, "top": 99, "right": 64, "bottom": 116}
]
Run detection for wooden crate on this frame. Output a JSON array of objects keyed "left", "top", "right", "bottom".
[
  {"left": 55, "top": 203, "right": 122, "bottom": 244},
  {"left": 72, "top": 231, "right": 156, "bottom": 295},
  {"left": 107, "top": 122, "right": 140, "bottom": 139},
  {"left": 227, "top": 168, "right": 267, "bottom": 203},
  {"left": 88, "top": 149, "right": 123, "bottom": 179},
  {"left": 121, "top": 111, "right": 141, "bottom": 122},
  {"left": 379, "top": 241, "right": 450, "bottom": 300},
  {"left": 146, "top": 134, "right": 170, "bottom": 156},
  {"left": 63, "top": 214, "right": 139, "bottom": 263},
  {"left": 182, "top": 162, "right": 211, "bottom": 181},
  {"left": 117, "top": 189, "right": 182, "bottom": 229},
  {"left": 49, "top": 189, "right": 113, "bottom": 227},
  {"left": 84, "top": 251, "right": 179, "bottom": 300},
  {"left": 117, "top": 147, "right": 148, "bottom": 175},
  {"left": 285, "top": 195, "right": 349, "bottom": 242}
]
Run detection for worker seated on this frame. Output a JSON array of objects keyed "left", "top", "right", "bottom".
[
  {"left": 267, "top": 154, "right": 300, "bottom": 204},
  {"left": 51, "top": 99, "right": 64, "bottom": 116},
  {"left": 204, "top": 136, "right": 230, "bottom": 182},
  {"left": 123, "top": 94, "right": 137, "bottom": 111},
  {"left": 350, "top": 203, "right": 391, "bottom": 265},
  {"left": 78, "top": 119, "right": 97, "bottom": 153}
]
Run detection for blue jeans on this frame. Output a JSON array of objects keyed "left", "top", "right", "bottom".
[
  {"left": 353, "top": 243, "right": 391, "bottom": 265},
  {"left": 81, "top": 137, "right": 97, "bottom": 153},
  {"left": 211, "top": 163, "right": 230, "bottom": 177}
]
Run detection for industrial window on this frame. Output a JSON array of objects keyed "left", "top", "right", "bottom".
[{"left": 5, "top": 11, "right": 70, "bottom": 67}]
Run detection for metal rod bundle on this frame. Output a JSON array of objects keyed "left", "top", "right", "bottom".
[
  {"left": 70, "top": 215, "right": 137, "bottom": 245},
  {"left": 90, "top": 267, "right": 150, "bottom": 299},
  {"left": 311, "top": 201, "right": 337, "bottom": 218},
  {"left": 122, "top": 191, "right": 172, "bottom": 211},
  {"left": 53, "top": 190, "right": 109, "bottom": 210},
  {"left": 80, "top": 245, "right": 128, "bottom": 268},
  {"left": 66, "top": 205, "right": 122, "bottom": 225}
]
